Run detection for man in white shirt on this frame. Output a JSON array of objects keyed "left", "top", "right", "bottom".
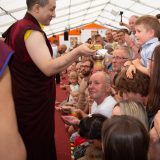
[{"left": 88, "top": 71, "right": 117, "bottom": 117}]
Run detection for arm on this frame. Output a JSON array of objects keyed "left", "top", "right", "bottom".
[
  {"left": 132, "top": 59, "right": 150, "bottom": 76},
  {"left": 25, "top": 31, "right": 95, "bottom": 76},
  {"left": 126, "top": 59, "right": 150, "bottom": 78},
  {"left": 0, "top": 67, "right": 26, "bottom": 160},
  {"left": 119, "top": 22, "right": 130, "bottom": 29},
  {"left": 124, "top": 34, "right": 139, "bottom": 58}
]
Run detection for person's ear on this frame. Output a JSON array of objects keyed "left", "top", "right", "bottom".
[
  {"left": 32, "top": 4, "right": 41, "bottom": 13},
  {"left": 149, "top": 29, "right": 155, "bottom": 38}
]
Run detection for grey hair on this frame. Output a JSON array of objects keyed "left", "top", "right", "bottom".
[
  {"left": 117, "top": 45, "right": 133, "bottom": 60},
  {"left": 26, "top": 0, "right": 49, "bottom": 10}
]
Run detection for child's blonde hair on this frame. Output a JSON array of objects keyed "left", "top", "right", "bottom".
[{"left": 69, "top": 71, "right": 78, "bottom": 79}]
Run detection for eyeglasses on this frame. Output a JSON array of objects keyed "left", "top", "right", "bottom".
[{"left": 112, "top": 56, "right": 128, "bottom": 60}]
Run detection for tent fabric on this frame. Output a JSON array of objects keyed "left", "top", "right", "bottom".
[{"left": 0, "top": 0, "right": 160, "bottom": 37}]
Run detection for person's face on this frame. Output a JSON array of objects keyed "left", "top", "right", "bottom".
[
  {"left": 81, "top": 61, "right": 92, "bottom": 77},
  {"left": 106, "top": 31, "right": 113, "bottom": 42},
  {"left": 112, "top": 49, "right": 128, "bottom": 72},
  {"left": 38, "top": 0, "right": 56, "bottom": 26},
  {"left": 88, "top": 73, "right": 107, "bottom": 103},
  {"left": 76, "top": 62, "right": 81, "bottom": 73},
  {"left": 95, "top": 36, "right": 103, "bottom": 45},
  {"left": 112, "top": 105, "right": 121, "bottom": 116},
  {"left": 117, "top": 32, "right": 125, "bottom": 44},
  {"left": 69, "top": 77, "right": 77, "bottom": 85},
  {"left": 135, "top": 24, "right": 154, "bottom": 46},
  {"left": 112, "top": 32, "right": 118, "bottom": 41},
  {"left": 58, "top": 46, "right": 66, "bottom": 54},
  {"left": 129, "top": 16, "right": 137, "bottom": 32}
]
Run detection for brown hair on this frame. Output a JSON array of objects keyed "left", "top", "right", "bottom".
[
  {"left": 147, "top": 45, "right": 160, "bottom": 115},
  {"left": 26, "top": 0, "right": 49, "bottom": 10},
  {"left": 135, "top": 15, "right": 160, "bottom": 37},
  {"left": 116, "top": 69, "right": 150, "bottom": 97},
  {"left": 102, "top": 115, "right": 149, "bottom": 160}
]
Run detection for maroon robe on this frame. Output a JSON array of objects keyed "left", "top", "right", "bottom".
[
  {"left": 0, "top": 40, "right": 13, "bottom": 77},
  {"left": 2, "top": 13, "right": 56, "bottom": 160}
]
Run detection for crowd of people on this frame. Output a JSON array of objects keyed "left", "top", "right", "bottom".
[
  {"left": 0, "top": 0, "right": 160, "bottom": 160},
  {"left": 57, "top": 13, "right": 160, "bottom": 160}
]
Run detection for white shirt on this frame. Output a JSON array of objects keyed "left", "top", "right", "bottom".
[
  {"left": 91, "top": 96, "right": 117, "bottom": 118},
  {"left": 51, "top": 45, "right": 58, "bottom": 58},
  {"left": 68, "top": 84, "right": 79, "bottom": 103}
]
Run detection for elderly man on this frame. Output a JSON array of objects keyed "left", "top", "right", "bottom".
[
  {"left": 88, "top": 71, "right": 117, "bottom": 118},
  {"left": 109, "top": 46, "right": 132, "bottom": 83},
  {"left": 2, "top": 0, "right": 95, "bottom": 159},
  {"left": 61, "top": 71, "right": 116, "bottom": 126}
]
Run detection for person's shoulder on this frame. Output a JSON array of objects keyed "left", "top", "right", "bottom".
[{"left": 103, "top": 96, "right": 117, "bottom": 105}]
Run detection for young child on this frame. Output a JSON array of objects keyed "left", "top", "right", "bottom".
[
  {"left": 68, "top": 71, "right": 79, "bottom": 104},
  {"left": 126, "top": 15, "right": 160, "bottom": 77}
]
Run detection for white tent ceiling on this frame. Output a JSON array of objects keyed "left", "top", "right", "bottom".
[{"left": 0, "top": 0, "right": 160, "bottom": 37}]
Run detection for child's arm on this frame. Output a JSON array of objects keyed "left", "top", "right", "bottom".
[
  {"left": 126, "top": 58, "right": 150, "bottom": 78},
  {"left": 132, "top": 59, "right": 150, "bottom": 75}
]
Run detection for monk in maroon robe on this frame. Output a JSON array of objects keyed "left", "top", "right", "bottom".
[{"left": 2, "top": 0, "right": 95, "bottom": 159}]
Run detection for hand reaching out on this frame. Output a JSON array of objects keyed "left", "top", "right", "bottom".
[
  {"left": 61, "top": 115, "right": 80, "bottom": 126},
  {"left": 75, "top": 43, "right": 96, "bottom": 57}
]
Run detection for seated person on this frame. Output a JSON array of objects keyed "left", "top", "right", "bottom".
[
  {"left": 74, "top": 113, "right": 107, "bottom": 160},
  {"left": 112, "top": 100, "right": 148, "bottom": 130}
]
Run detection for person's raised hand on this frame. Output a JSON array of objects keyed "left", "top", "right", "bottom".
[
  {"left": 119, "top": 22, "right": 125, "bottom": 26},
  {"left": 75, "top": 43, "right": 96, "bottom": 57}
]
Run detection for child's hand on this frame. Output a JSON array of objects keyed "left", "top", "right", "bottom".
[{"left": 126, "top": 65, "right": 136, "bottom": 79}]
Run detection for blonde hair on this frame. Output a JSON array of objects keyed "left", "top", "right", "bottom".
[
  {"left": 69, "top": 71, "right": 78, "bottom": 79},
  {"left": 116, "top": 100, "right": 148, "bottom": 130}
]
